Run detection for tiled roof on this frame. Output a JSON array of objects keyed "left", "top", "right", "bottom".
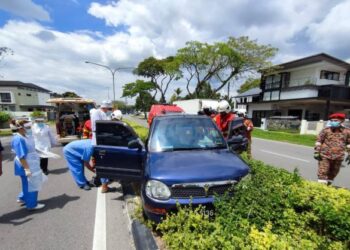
[{"left": 0, "top": 81, "right": 51, "bottom": 93}]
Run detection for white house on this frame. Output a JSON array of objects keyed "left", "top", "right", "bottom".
[
  {"left": 247, "top": 53, "right": 350, "bottom": 125},
  {"left": 0, "top": 81, "right": 54, "bottom": 112}
]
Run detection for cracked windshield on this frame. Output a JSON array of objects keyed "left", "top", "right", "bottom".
[{"left": 0, "top": 1, "right": 350, "bottom": 250}]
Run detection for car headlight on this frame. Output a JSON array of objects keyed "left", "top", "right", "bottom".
[{"left": 145, "top": 180, "right": 171, "bottom": 200}]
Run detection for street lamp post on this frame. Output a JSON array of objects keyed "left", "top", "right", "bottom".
[{"left": 85, "top": 61, "right": 133, "bottom": 102}]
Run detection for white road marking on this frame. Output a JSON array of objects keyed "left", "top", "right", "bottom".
[
  {"left": 92, "top": 187, "right": 107, "bottom": 250},
  {"left": 260, "top": 149, "right": 310, "bottom": 163}
]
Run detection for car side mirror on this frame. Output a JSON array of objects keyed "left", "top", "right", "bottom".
[
  {"left": 128, "top": 139, "right": 143, "bottom": 151},
  {"left": 227, "top": 136, "right": 244, "bottom": 145}
]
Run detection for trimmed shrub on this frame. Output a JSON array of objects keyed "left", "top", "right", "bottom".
[
  {"left": 158, "top": 157, "right": 350, "bottom": 249},
  {"left": 30, "top": 111, "right": 45, "bottom": 118},
  {"left": 0, "top": 111, "right": 11, "bottom": 123}
]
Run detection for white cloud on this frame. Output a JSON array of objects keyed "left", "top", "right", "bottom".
[
  {"left": 88, "top": 0, "right": 344, "bottom": 57},
  {"left": 0, "top": 21, "right": 145, "bottom": 103},
  {"left": 0, "top": 0, "right": 50, "bottom": 21},
  {"left": 1, "top": 1, "right": 349, "bottom": 104},
  {"left": 307, "top": 0, "right": 350, "bottom": 58}
]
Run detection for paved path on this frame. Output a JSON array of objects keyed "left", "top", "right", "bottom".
[
  {"left": 0, "top": 134, "right": 134, "bottom": 250},
  {"left": 126, "top": 115, "right": 350, "bottom": 189}
]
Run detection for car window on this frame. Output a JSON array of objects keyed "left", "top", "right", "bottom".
[
  {"left": 96, "top": 122, "right": 138, "bottom": 147},
  {"left": 149, "top": 117, "right": 226, "bottom": 152}
]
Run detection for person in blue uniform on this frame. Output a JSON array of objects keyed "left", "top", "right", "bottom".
[
  {"left": 11, "top": 120, "right": 45, "bottom": 210},
  {"left": 63, "top": 139, "right": 95, "bottom": 190}
]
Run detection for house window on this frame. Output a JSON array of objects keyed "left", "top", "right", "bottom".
[
  {"left": 263, "top": 92, "right": 271, "bottom": 101},
  {"left": 26, "top": 93, "right": 32, "bottom": 97},
  {"left": 320, "top": 70, "right": 340, "bottom": 81},
  {"left": 271, "top": 91, "right": 280, "bottom": 100},
  {"left": 0, "top": 92, "right": 12, "bottom": 103},
  {"left": 265, "top": 74, "right": 281, "bottom": 89},
  {"left": 263, "top": 91, "right": 280, "bottom": 101}
]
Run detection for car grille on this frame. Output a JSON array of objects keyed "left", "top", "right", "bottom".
[{"left": 171, "top": 184, "right": 234, "bottom": 199}]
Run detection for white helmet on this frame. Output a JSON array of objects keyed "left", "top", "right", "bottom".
[
  {"left": 111, "top": 110, "right": 123, "bottom": 121},
  {"left": 217, "top": 100, "right": 231, "bottom": 113}
]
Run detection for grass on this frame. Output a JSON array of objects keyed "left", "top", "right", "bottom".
[
  {"left": 253, "top": 128, "right": 316, "bottom": 147},
  {"left": 0, "top": 129, "right": 13, "bottom": 137},
  {"left": 124, "top": 119, "right": 149, "bottom": 142}
]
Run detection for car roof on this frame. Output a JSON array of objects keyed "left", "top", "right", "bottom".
[{"left": 153, "top": 114, "right": 209, "bottom": 120}]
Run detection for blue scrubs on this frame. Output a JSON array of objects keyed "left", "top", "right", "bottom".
[
  {"left": 63, "top": 139, "right": 94, "bottom": 188},
  {"left": 11, "top": 134, "right": 38, "bottom": 209}
]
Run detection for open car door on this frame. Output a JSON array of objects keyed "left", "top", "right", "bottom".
[{"left": 94, "top": 121, "right": 145, "bottom": 181}]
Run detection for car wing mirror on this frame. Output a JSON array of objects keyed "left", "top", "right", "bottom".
[
  {"left": 128, "top": 139, "right": 143, "bottom": 151},
  {"left": 227, "top": 136, "right": 244, "bottom": 145}
]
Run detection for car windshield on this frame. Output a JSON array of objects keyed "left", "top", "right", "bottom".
[{"left": 149, "top": 117, "right": 226, "bottom": 152}]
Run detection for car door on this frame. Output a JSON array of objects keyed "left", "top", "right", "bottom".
[{"left": 94, "top": 121, "right": 145, "bottom": 181}]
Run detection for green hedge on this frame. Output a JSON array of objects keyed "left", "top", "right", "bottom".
[{"left": 157, "top": 157, "right": 350, "bottom": 249}]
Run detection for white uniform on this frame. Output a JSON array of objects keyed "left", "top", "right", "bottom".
[
  {"left": 32, "top": 123, "right": 56, "bottom": 154},
  {"left": 91, "top": 109, "right": 108, "bottom": 145}
]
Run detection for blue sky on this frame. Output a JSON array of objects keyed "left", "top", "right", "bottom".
[
  {"left": 0, "top": 0, "right": 120, "bottom": 35},
  {"left": 0, "top": 0, "right": 349, "bottom": 102}
]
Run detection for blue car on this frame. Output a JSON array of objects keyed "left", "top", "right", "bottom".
[{"left": 94, "top": 115, "right": 249, "bottom": 222}]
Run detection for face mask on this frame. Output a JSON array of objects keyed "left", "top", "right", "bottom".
[
  {"left": 106, "top": 111, "right": 112, "bottom": 116},
  {"left": 329, "top": 121, "right": 341, "bottom": 127},
  {"left": 37, "top": 123, "right": 45, "bottom": 129},
  {"left": 25, "top": 128, "right": 32, "bottom": 136}
]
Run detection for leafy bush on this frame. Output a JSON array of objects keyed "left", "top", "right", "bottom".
[
  {"left": 158, "top": 157, "right": 350, "bottom": 249},
  {"left": 30, "top": 111, "right": 45, "bottom": 118},
  {"left": 0, "top": 111, "right": 12, "bottom": 123}
]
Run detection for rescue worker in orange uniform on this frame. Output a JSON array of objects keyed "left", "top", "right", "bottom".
[
  {"left": 214, "top": 100, "right": 235, "bottom": 138},
  {"left": 314, "top": 113, "right": 350, "bottom": 185},
  {"left": 82, "top": 108, "right": 95, "bottom": 139},
  {"left": 238, "top": 112, "right": 254, "bottom": 158}
]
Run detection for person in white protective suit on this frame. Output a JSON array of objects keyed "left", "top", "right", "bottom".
[
  {"left": 91, "top": 100, "right": 112, "bottom": 145},
  {"left": 90, "top": 100, "right": 113, "bottom": 193},
  {"left": 11, "top": 120, "right": 46, "bottom": 210},
  {"left": 32, "top": 117, "right": 57, "bottom": 175}
]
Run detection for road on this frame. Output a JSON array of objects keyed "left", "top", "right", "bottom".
[
  {"left": 126, "top": 115, "right": 350, "bottom": 189},
  {"left": 0, "top": 133, "right": 134, "bottom": 250}
]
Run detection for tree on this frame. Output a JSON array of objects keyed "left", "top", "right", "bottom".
[
  {"left": 134, "top": 56, "right": 181, "bottom": 103},
  {"left": 176, "top": 37, "right": 277, "bottom": 98},
  {"left": 0, "top": 47, "right": 13, "bottom": 77},
  {"left": 122, "top": 80, "right": 156, "bottom": 118},
  {"left": 61, "top": 91, "right": 80, "bottom": 98},
  {"left": 237, "top": 77, "right": 260, "bottom": 94},
  {"left": 169, "top": 87, "right": 183, "bottom": 103}
]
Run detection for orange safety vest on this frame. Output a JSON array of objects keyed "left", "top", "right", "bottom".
[
  {"left": 214, "top": 113, "right": 235, "bottom": 138},
  {"left": 82, "top": 120, "right": 92, "bottom": 139}
]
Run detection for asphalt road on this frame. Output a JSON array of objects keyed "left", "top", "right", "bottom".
[
  {"left": 126, "top": 115, "right": 350, "bottom": 189},
  {"left": 0, "top": 133, "right": 134, "bottom": 250}
]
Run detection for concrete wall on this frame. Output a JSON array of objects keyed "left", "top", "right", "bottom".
[
  {"left": 38, "top": 92, "right": 51, "bottom": 105},
  {"left": 247, "top": 102, "right": 273, "bottom": 117}
]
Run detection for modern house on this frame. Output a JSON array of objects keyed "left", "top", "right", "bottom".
[
  {"left": 246, "top": 53, "right": 350, "bottom": 123},
  {"left": 0, "top": 81, "right": 54, "bottom": 111},
  {"left": 234, "top": 87, "right": 261, "bottom": 114}
]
